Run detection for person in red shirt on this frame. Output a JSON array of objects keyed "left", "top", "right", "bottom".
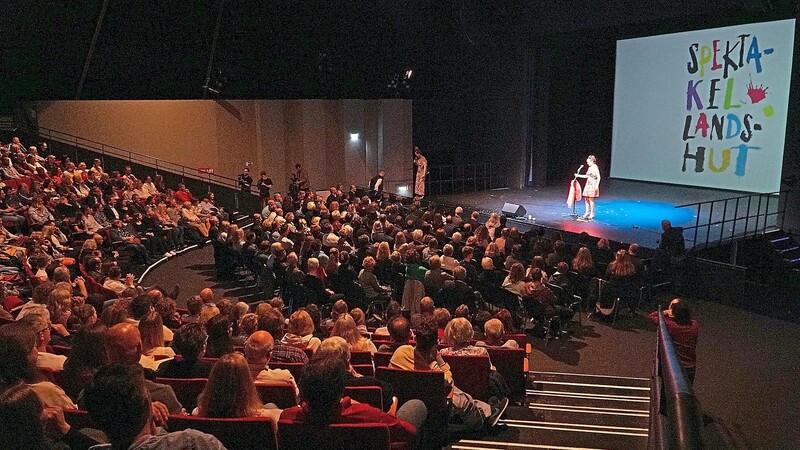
[
  {"left": 279, "top": 352, "right": 426, "bottom": 448},
  {"left": 649, "top": 298, "right": 699, "bottom": 383},
  {"left": 173, "top": 183, "right": 193, "bottom": 204}
]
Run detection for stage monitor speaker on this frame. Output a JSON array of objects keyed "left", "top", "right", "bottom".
[{"left": 502, "top": 202, "right": 526, "bottom": 218}]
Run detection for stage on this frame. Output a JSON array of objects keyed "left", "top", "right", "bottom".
[{"left": 429, "top": 179, "right": 779, "bottom": 250}]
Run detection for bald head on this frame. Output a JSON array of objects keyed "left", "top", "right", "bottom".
[
  {"left": 244, "top": 330, "right": 275, "bottom": 365},
  {"left": 199, "top": 288, "right": 215, "bottom": 304},
  {"left": 107, "top": 323, "right": 142, "bottom": 365}
]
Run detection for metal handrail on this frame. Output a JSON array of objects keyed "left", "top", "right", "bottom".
[
  {"left": 649, "top": 309, "right": 705, "bottom": 449},
  {"left": 675, "top": 190, "right": 789, "bottom": 249},
  {"left": 20, "top": 124, "right": 241, "bottom": 190}
]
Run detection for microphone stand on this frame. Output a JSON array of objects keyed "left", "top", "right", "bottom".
[{"left": 563, "top": 165, "right": 583, "bottom": 219}]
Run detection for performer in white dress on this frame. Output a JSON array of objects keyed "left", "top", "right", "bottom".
[
  {"left": 574, "top": 155, "right": 600, "bottom": 221},
  {"left": 413, "top": 147, "right": 427, "bottom": 198}
]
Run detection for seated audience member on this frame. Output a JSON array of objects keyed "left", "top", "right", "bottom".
[
  {"left": 476, "top": 319, "right": 519, "bottom": 349},
  {"left": 373, "top": 300, "right": 402, "bottom": 336},
  {"left": 331, "top": 313, "right": 377, "bottom": 353},
  {"left": 350, "top": 307, "right": 368, "bottom": 334},
  {"left": 280, "top": 353, "right": 426, "bottom": 448},
  {"left": 502, "top": 262, "right": 528, "bottom": 298},
  {"left": 659, "top": 219, "right": 686, "bottom": 259},
  {"left": 139, "top": 311, "right": 175, "bottom": 359},
  {"left": 282, "top": 310, "right": 321, "bottom": 353},
  {"left": 0, "top": 383, "right": 101, "bottom": 450},
  {"left": 377, "top": 316, "right": 412, "bottom": 353},
  {"left": 195, "top": 352, "right": 282, "bottom": 422},
  {"left": 318, "top": 337, "right": 394, "bottom": 412},
  {"left": 258, "top": 308, "right": 308, "bottom": 363},
  {"left": 439, "top": 266, "right": 479, "bottom": 312},
  {"left": 156, "top": 323, "right": 213, "bottom": 379},
  {"left": 649, "top": 299, "right": 699, "bottom": 384},
  {"left": 389, "top": 317, "right": 507, "bottom": 433},
  {"left": 62, "top": 323, "right": 109, "bottom": 401},
  {"left": 181, "top": 295, "right": 203, "bottom": 323},
  {"left": 204, "top": 313, "right": 234, "bottom": 358},
  {"left": 441, "top": 317, "right": 510, "bottom": 399},
  {"left": 424, "top": 255, "right": 453, "bottom": 295},
  {"left": 359, "top": 256, "right": 391, "bottom": 302},
  {"left": 433, "top": 308, "right": 451, "bottom": 342},
  {"left": 411, "top": 296, "right": 435, "bottom": 328},
  {"left": 20, "top": 314, "right": 67, "bottom": 371},
  {"left": 104, "top": 323, "right": 182, "bottom": 414},
  {"left": 244, "top": 331, "right": 299, "bottom": 399},
  {"left": 128, "top": 294, "right": 174, "bottom": 342},
  {"left": 322, "top": 299, "right": 349, "bottom": 329},
  {"left": 103, "top": 266, "right": 134, "bottom": 295},
  {"left": 441, "top": 244, "right": 459, "bottom": 271},
  {"left": 0, "top": 321, "right": 75, "bottom": 409},
  {"left": 84, "top": 364, "right": 226, "bottom": 450}
]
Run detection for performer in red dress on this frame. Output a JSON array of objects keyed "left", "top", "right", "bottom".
[{"left": 574, "top": 155, "right": 600, "bottom": 221}]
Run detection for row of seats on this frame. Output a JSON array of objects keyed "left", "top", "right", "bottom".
[{"left": 63, "top": 409, "right": 399, "bottom": 450}]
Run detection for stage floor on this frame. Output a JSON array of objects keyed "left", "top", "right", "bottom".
[{"left": 429, "top": 179, "right": 775, "bottom": 249}]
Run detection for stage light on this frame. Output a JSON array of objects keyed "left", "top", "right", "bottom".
[
  {"left": 404, "top": 69, "right": 413, "bottom": 80},
  {"left": 350, "top": 133, "right": 360, "bottom": 142}
]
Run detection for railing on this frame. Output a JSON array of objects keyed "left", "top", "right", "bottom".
[
  {"left": 649, "top": 308, "right": 705, "bottom": 449},
  {"left": 17, "top": 124, "right": 263, "bottom": 214},
  {"left": 425, "top": 162, "right": 507, "bottom": 196},
  {"left": 675, "top": 190, "right": 789, "bottom": 249},
  {"left": 26, "top": 125, "right": 241, "bottom": 189}
]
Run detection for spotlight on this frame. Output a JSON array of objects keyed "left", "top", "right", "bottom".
[{"left": 350, "top": 133, "right": 360, "bottom": 142}]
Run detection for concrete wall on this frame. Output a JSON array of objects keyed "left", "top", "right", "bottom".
[{"left": 33, "top": 99, "right": 413, "bottom": 194}]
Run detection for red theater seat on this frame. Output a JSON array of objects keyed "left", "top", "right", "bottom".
[
  {"left": 168, "top": 415, "right": 277, "bottom": 450},
  {"left": 278, "top": 421, "right": 391, "bottom": 450}
]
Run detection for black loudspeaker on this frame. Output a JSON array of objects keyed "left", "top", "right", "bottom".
[{"left": 502, "top": 202, "right": 527, "bottom": 218}]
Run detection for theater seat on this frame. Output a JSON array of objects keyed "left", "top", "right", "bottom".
[
  {"left": 278, "top": 421, "right": 391, "bottom": 450},
  {"left": 352, "top": 364, "right": 375, "bottom": 377},
  {"left": 154, "top": 377, "right": 206, "bottom": 411},
  {"left": 63, "top": 409, "right": 97, "bottom": 430},
  {"left": 168, "top": 415, "right": 277, "bottom": 450},
  {"left": 350, "top": 351, "right": 373, "bottom": 365},
  {"left": 375, "top": 367, "right": 448, "bottom": 447},
  {"left": 344, "top": 386, "right": 383, "bottom": 411},
  {"left": 373, "top": 352, "right": 393, "bottom": 368},
  {"left": 268, "top": 362, "right": 304, "bottom": 382},
  {"left": 440, "top": 354, "right": 491, "bottom": 400},
  {"left": 255, "top": 383, "right": 297, "bottom": 409},
  {"left": 485, "top": 347, "right": 527, "bottom": 403}
]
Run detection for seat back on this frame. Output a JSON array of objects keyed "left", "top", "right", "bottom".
[
  {"left": 168, "top": 415, "right": 277, "bottom": 450},
  {"left": 440, "top": 354, "right": 491, "bottom": 400},
  {"left": 352, "top": 364, "right": 375, "bottom": 377},
  {"left": 255, "top": 383, "right": 297, "bottom": 409},
  {"left": 278, "top": 421, "right": 390, "bottom": 450},
  {"left": 373, "top": 352, "right": 393, "bottom": 368},
  {"left": 350, "top": 351, "right": 373, "bottom": 365},
  {"left": 269, "top": 362, "right": 304, "bottom": 382},
  {"left": 154, "top": 377, "right": 207, "bottom": 411},
  {"left": 485, "top": 347, "right": 527, "bottom": 403},
  {"left": 375, "top": 367, "right": 447, "bottom": 413},
  {"left": 63, "top": 409, "right": 97, "bottom": 430},
  {"left": 51, "top": 344, "right": 71, "bottom": 356},
  {"left": 343, "top": 386, "right": 383, "bottom": 411},
  {"left": 502, "top": 334, "right": 528, "bottom": 350}
]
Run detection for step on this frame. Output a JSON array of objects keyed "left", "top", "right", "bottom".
[
  {"left": 527, "top": 390, "right": 650, "bottom": 412},
  {"left": 530, "top": 371, "right": 651, "bottom": 389},
  {"left": 452, "top": 419, "right": 649, "bottom": 450},
  {"left": 522, "top": 402, "right": 650, "bottom": 429}
]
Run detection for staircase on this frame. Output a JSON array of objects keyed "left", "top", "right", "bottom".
[{"left": 451, "top": 371, "right": 651, "bottom": 450}]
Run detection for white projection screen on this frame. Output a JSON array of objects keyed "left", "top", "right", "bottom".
[{"left": 611, "top": 19, "right": 795, "bottom": 193}]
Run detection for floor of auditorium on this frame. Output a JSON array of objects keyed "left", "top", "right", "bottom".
[{"left": 144, "top": 245, "right": 800, "bottom": 448}]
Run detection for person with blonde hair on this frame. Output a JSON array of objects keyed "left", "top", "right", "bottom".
[
  {"left": 282, "top": 310, "right": 321, "bottom": 352},
  {"left": 139, "top": 311, "right": 175, "bottom": 359},
  {"left": 331, "top": 314, "right": 377, "bottom": 353},
  {"left": 196, "top": 352, "right": 282, "bottom": 423},
  {"left": 317, "top": 337, "right": 395, "bottom": 412}
]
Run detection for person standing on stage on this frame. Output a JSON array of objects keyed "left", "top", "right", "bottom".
[
  {"left": 413, "top": 147, "right": 427, "bottom": 199},
  {"left": 370, "top": 169, "right": 386, "bottom": 195},
  {"left": 575, "top": 155, "right": 600, "bottom": 221}
]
